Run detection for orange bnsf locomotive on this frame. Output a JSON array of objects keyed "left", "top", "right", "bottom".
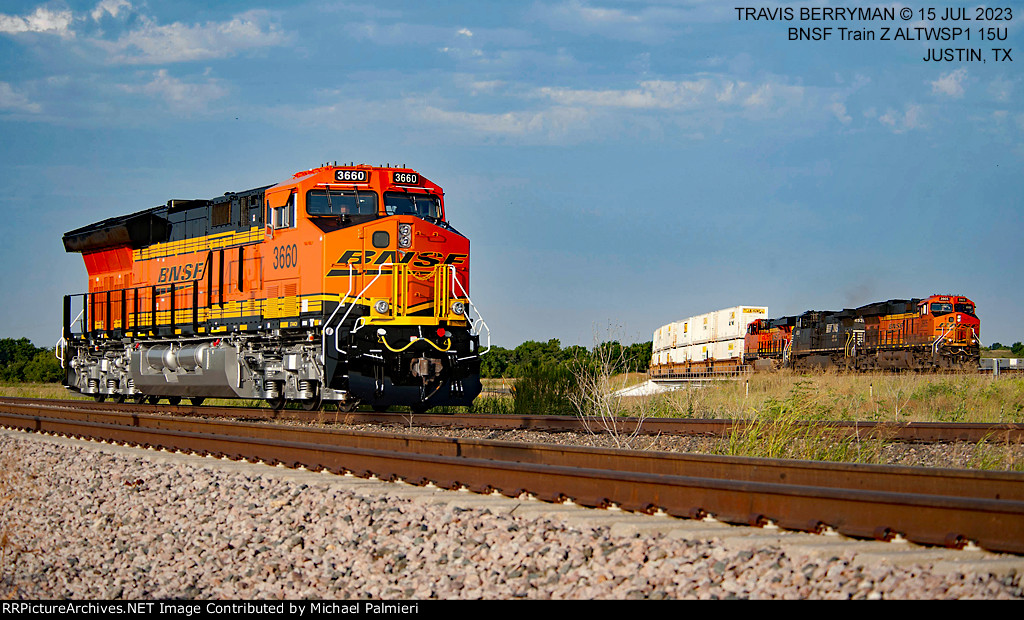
[
  {"left": 59, "top": 164, "right": 488, "bottom": 412},
  {"left": 744, "top": 295, "right": 980, "bottom": 371}
]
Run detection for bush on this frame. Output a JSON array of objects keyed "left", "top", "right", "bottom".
[
  {"left": 0, "top": 338, "right": 62, "bottom": 383},
  {"left": 512, "top": 363, "right": 577, "bottom": 415}
]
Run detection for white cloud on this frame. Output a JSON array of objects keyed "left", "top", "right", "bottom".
[
  {"left": 457, "top": 27, "right": 473, "bottom": 37},
  {"left": 0, "top": 81, "right": 41, "bottom": 113},
  {"left": 989, "top": 77, "right": 1012, "bottom": 103},
  {"left": 0, "top": 7, "right": 74, "bottom": 37},
  {"left": 879, "top": 104, "right": 926, "bottom": 133},
  {"left": 830, "top": 102, "right": 852, "bottom": 124},
  {"left": 96, "top": 10, "right": 287, "bottom": 64},
  {"left": 417, "top": 104, "right": 591, "bottom": 139},
  {"left": 91, "top": 0, "right": 132, "bottom": 21},
  {"left": 532, "top": 0, "right": 731, "bottom": 43},
  {"left": 931, "top": 68, "right": 968, "bottom": 98},
  {"left": 536, "top": 77, "right": 806, "bottom": 116},
  {"left": 120, "top": 69, "right": 228, "bottom": 112}
]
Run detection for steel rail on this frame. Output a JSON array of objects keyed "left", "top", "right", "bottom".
[
  {"left": 2, "top": 403, "right": 1023, "bottom": 554},
  {"left": 2, "top": 396, "right": 1021, "bottom": 443},
  {"left": 2, "top": 403, "right": 1021, "bottom": 502}
]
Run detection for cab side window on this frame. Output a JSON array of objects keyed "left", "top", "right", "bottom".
[{"left": 267, "top": 193, "right": 296, "bottom": 230}]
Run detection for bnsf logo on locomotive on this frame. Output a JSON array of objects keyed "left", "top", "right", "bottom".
[
  {"left": 157, "top": 262, "right": 206, "bottom": 284},
  {"left": 334, "top": 249, "right": 467, "bottom": 268}
]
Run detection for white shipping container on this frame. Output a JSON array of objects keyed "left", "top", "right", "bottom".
[
  {"left": 713, "top": 306, "right": 768, "bottom": 341},
  {"left": 674, "top": 320, "right": 690, "bottom": 348},
  {"left": 712, "top": 339, "right": 744, "bottom": 361},
  {"left": 686, "top": 343, "right": 709, "bottom": 362},
  {"left": 653, "top": 326, "right": 667, "bottom": 352},
  {"left": 714, "top": 308, "right": 741, "bottom": 341},
  {"left": 651, "top": 305, "right": 768, "bottom": 365},
  {"left": 738, "top": 306, "right": 768, "bottom": 339},
  {"left": 687, "top": 313, "right": 710, "bottom": 345}
]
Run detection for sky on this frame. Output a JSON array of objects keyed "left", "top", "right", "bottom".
[{"left": 0, "top": 0, "right": 1020, "bottom": 350}]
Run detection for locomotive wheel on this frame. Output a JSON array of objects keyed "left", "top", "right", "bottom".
[
  {"left": 190, "top": 397, "right": 205, "bottom": 406},
  {"left": 337, "top": 400, "right": 359, "bottom": 413},
  {"left": 167, "top": 396, "right": 181, "bottom": 406},
  {"left": 114, "top": 394, "right": 127, "bottom": 404},
  {"left": 301, "top": 395, "right": 322, "bottom": 411},
  {"left": 133, "top": 394, "right": 146, "bottom": 404},
  {"left": 267, "top": 396, "right": 286, "bottom": 411},
  {"left": 93, "top": 394, "right": 106, "bottom": 403},
  {"left": 146, "top": 395, "right": 160, "bottom": 405}
]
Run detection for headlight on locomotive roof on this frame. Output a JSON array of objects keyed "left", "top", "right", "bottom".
[
  {"left": 398, "top": 223, "right": 412, "bottom": 248},
  {"left": 374, "top": 300, "right": 390, "bottom": 314},
  {"left": 451, "top": 301, "right": 466, "bottom": 316}
]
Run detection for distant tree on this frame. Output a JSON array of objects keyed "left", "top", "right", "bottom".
[
  {"left": 624, "top": 341, "right": 653, "bottom": 373},
  {"left": 990, "top": 342, "right": 1005, "bottom": 350},
  {"left": 480, "top": 345, "right": 514, "bottom": 378},
  {"left": 1013, "top": 342, "right": 1024, "bottom": 357},
  {"left": 479, "top": 338, "right": 653, "bottom": 378},
  {"left": 23, "top": 350, "right": 63, "bottom": 383},
  {"left": 0, "top": 337, "right": 62, "bottom": 382}
]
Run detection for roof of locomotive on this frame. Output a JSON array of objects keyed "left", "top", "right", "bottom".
[
  {"left": 62, "top": 205, "right": 171, "bottom": 254},
  {"left": 63, "top": 164, "right": 442, "bottom": 254},
  {"left": 62, "top": 182, "right": 271, "bottom": 254}
]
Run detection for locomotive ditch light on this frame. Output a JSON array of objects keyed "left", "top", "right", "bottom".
[
  {"left": 451, "top": 301, "right": 465, "bottom": 316},
  {"left": 374, "top": 300, "right": 390, "bottom": 315}
]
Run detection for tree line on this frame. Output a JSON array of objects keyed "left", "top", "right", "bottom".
[
  {"left": 986, "top": 342, "right": 1024, "bottom": 357},
  {"left": 480, "top": 338, "right": 652, "bottom": 378},
  {"left": 0, "top": 338, "right": 64, "bottom": 383}
]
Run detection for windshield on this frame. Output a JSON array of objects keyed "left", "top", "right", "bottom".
[
  {"left": 954, "top": 303, "right": 975, "bottom": 316},
  {"left": 306, "top": 189, "right": 378, "bottom": 216},
  {"left": 931, "top": 303, "right": 953, "bottom": 316},
  {"left": 384, "top": 192, "right": 441, "bottom": 220}
]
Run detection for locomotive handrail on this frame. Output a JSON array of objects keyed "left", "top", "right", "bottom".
[
  {"left": 335, "top": 265, "right": 388, "bottom": 352},
  {"left": 933, "top": 323, "right": 955, "bottom": 355},
  {"left": 323, "top": 263, "right": 355, "bottom": 357},
  {"left": 54, "top": 336, "right": 67, "bottom": 367},
  {"left": 449, "top": 265, "right": 491, "bottom": 358}
]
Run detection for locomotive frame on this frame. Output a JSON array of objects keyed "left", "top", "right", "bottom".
[{"left": 58, "top": 164, "right": 489, "bottom": 413}]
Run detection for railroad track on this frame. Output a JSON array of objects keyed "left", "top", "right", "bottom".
[
  {"left": 2, "top": 399, "right": 1023, "bottom": 554},
  {"left": 2, "top": 396, "right": 1021, "bottom": 443}
]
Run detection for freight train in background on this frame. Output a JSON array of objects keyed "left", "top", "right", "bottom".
[
  {"left": 650, "top": 295, "right": 981, "bottom": 378},
  {"left": 58, "top": 163, "right": 489, "bottom": 412}
]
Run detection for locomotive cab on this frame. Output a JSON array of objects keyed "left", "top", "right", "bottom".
[{"left": 917, "top": 294, "right": 980, "bottom": 365}]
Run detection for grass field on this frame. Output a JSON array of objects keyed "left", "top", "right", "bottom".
[
  {"left": 4, "top": 372, "right": 1023, "bottom": 424},
  {"left": 645, "top": 370, "right": 1024, "bottom": 425}
]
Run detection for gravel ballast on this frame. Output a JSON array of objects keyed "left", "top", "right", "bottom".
[{"left": 0, "top": 430, "right": 1021, "bottom": 600}]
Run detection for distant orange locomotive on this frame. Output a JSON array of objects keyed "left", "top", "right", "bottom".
[
  {"left": 744, "top": 295, "right": 980, "bottom": 371},
  {"left": 60, "top": 163, "right": 488, "bottom": 412}
]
